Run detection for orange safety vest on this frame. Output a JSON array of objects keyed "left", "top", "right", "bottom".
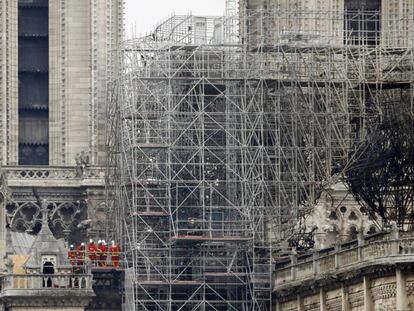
[
  {"left": 87, "top": 242, "right": 97, "bottom": 261},
  {"left": 109, "top": 244, "right": 121, "bottom": 268},
  {"left": 76, "top": 245, "right": 85, "bottom": 266},
  {"left": 68, "top": 249, "right": 76, "bottom": 265}
]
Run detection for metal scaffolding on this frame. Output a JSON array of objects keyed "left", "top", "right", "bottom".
[{"left": 106, "top": 5, "right": 414, "bottom": 310}]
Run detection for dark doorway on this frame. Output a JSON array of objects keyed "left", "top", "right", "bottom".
[
  {"left": 42, "top": 261, "right": 54, "bottom": 274},
  {"left": 42, "top": 261, "right": 54, "bottom": 287}
]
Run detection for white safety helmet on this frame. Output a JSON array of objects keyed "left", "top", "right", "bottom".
[
  {"left": 81, "top": 242, "right": 85, "bottom": 246},
  {"left": 98, "top": 240, "right": 102, "bottom": 244},
  {"left": 102, "top": 240, "right": 106, "bottom": 245},
  {"left": 89, "top": 239, "right": 93, "bottom": 243}
]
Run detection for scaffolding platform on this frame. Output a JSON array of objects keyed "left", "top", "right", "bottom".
[
  {"left": 133, "top": 211, "right": 169, "bottom": 217},
  {"left": 171, "top": 235, "right": 251, "bottom": 243}
]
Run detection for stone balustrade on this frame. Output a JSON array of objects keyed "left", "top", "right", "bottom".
[
  {"left": 3, "top": 166, "right": 105, "bottom": 187},
  {"left": 6, "top": 167, "right": 77, "bottom": 180},
  {"left": 1, "top": 274, "right": 93, "bottom": 291},
  {"left": 274, "top": 232, "right": 414, "bottom": 288}
]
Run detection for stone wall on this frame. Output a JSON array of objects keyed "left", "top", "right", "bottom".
[
  {"left": 1, "top": 0, "right": 123, "bottom": 166},
  {"left": 49, "top": 0, "right": 122, "bottom": 166},
  {"left": 326, "top": 289, "right": 341, "bottom": 311},
  {"left": 348, "top": 283, "right": 364, "bottom": 311},
  {"left": 275, "top": 273, "right": 406, "bottom": 310},
  {"left": 4, "top": 166, "right": 106, "bottom": 244},
  {"left": 240, "top": 0, "right": 414, "bottom": 54},
  {"left": 306, "top": 183, "right": 376, "bottom": 249},
  {"left": 274, "top": 232, "right": 414, "bottom": 311},
  {"left": 0, "top": 0, "right": 18, "bottom": 165}
]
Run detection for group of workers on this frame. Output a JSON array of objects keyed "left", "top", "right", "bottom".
[{"left": 68, "top": 239, "right": 121, "bottom": 268}]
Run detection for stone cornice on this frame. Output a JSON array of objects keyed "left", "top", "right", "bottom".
[
  {"left": 274, "top": 259, "right": 412, "bottom": 300},
  {"left": 0, "top": 273, "right": 95, "bottom": 307},
  {"left": 2, "top": 289, "right": 94, "bottom": 307}
]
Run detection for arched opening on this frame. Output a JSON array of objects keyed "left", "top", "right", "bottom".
[
  {"left": 367, "top": 226, "right": 377, "bottom": 235},
  {"left": 329, "top": 211, "right": 338, "bottom": 220},
  {"left": 42, "top": 261, "right": 54, "bottom": 274},
  {"left": 348, "top": 226, "right": 358, "bottom": 241},
  {"left": 326, "top": 226, "right": 340, "bottom": 246},
  {"left": 42, "top": 261, "right": 54, "bottom": 288},
  {"left": 348, "top": 211, "right": 358, "bottom": 221}
]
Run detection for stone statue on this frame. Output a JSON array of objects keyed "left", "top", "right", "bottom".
[
  {"left": 75, "top": 153, "right": 82, "bottom": 177},
  {"left": 389, "top": 220, "right": 399, "bottom": 240},
  {"left": 40, "top": 199, "right": 49, "bottom": 225},
  {"left": 75, "top": 151, "right": 90, "bottom": 177}
]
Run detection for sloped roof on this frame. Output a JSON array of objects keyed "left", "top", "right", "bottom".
[
  {"left": 9, "top": 231, "right": 35, "bottom": 255},
  {"left": 24, "top": 202, "right": 68, "bottom": 269}
]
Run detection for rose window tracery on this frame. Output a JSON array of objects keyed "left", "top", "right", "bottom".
[{"left": 6, "top": 199, "right": 88, "bottom": 242}]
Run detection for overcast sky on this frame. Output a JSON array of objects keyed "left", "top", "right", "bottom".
[{"left": 124, "top": 0, "right": 226, "bottom": 37}]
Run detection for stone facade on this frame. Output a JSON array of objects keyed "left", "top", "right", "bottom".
[
  {"left": 274, "top": 230, "right": 414, "bottom": 311},
  {"left": 0, "top": 0, "right": 123, "bottom": 248},
  {"left": 0, "top": 0, "right": 123, "bottom": 166},
  {"left": 0, "top": 205, "right": 94, "bottom": 310},
  {"left": 304, "top": 183, "right": 376, "bottom": 249},
  {"left": 240, "top": 0, "right": 414, "bottom": 48},
  {"left": 49, "top": 0, "right": 122, "bottom": 166},
  {"left": 0, "top": 0, "right": 18, "bottom": 165}
]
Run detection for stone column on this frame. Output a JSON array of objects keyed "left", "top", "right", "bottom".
[
  {"left": 314, "top": 232, "right": 326, "bottom": 249},
  {"left": 1, "top": 0, "right": 19, "bottom": 165},
  {"left": 297, "top": 295, "right": 304, "bottom": 311},
  {"left": 363, "top": 276, "right": 373, "bottom": 311},
  {"left": 290, "top": 252, "right": 297, "bottom": 281},
  {"left": 334, "top": 245, "right": 340, "bottom": 269},
  {"left": 64, "top": 0, "right": 93, "bottom": 165},
  {"left": 0, "top": 192, "right": 6, "bottom": 270},
  {"left": 313, "top": 252, "right": 319, "bottom": 275},
  {"left": 357, "top": 231, "right": 365, "bottom": 261},
  {"left": 396, "top": 269, "right": 408, "bottom": 311},
  {"left": 341, "top": 284, "right": 350, "bottom": 311},
  {"left": 49, "top": 0, "right": 62, "bottom": 165},
  {"left": 319, "top": 288, "right": 327, "bottom": 311},
  {"left": 275, "top": 300, "right": 281, "bottom": 311}
]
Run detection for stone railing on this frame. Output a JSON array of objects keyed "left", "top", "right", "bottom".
[
  {"left": 274, "top": 232, "right": 414, "bottom": 288},
  {"left": 3, "top": 166, "right": 105, "bottom": 187},
  {"left": 5, "top": 167, "right": 77, "bottom": 180},
  {"left": 1, "top": 274, "right": 93, "bottom": 291}
]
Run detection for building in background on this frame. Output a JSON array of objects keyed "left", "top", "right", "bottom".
[
  {"left": 0, "top": 1, "right": 124, "bottom": 310},
  {"left": 0, "top": 0, "right": 123, "bottom": 250},
  {"left": 240, "top": 0, "right": 414, "bottom": 47}
]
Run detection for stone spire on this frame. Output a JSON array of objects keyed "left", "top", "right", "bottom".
[
  {"left": 36, "top": 199, "right": 54, "bottom": 238},
  {"left": 41, "top": 199, "right": 48, "bottom": 226}
]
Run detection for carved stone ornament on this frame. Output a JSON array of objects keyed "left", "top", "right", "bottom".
[{"left": 6, "top": 198, "right": 87, "bottom": 241}]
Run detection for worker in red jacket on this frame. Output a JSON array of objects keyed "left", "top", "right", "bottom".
[
  {"left": 76, "top": 242, "right": 86, "bottom": 267},
  {"left": 87, "top": 239, "right": 97, "bottom": 265},
  {"left": 109, "top": 240, "right": 121, "bottom": 268},
  {"left": 68, "top": 244, "right": 76, "bottom": 266},
  {"left": 99, "top": 240, "right": 107, "bottom": 267}
]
